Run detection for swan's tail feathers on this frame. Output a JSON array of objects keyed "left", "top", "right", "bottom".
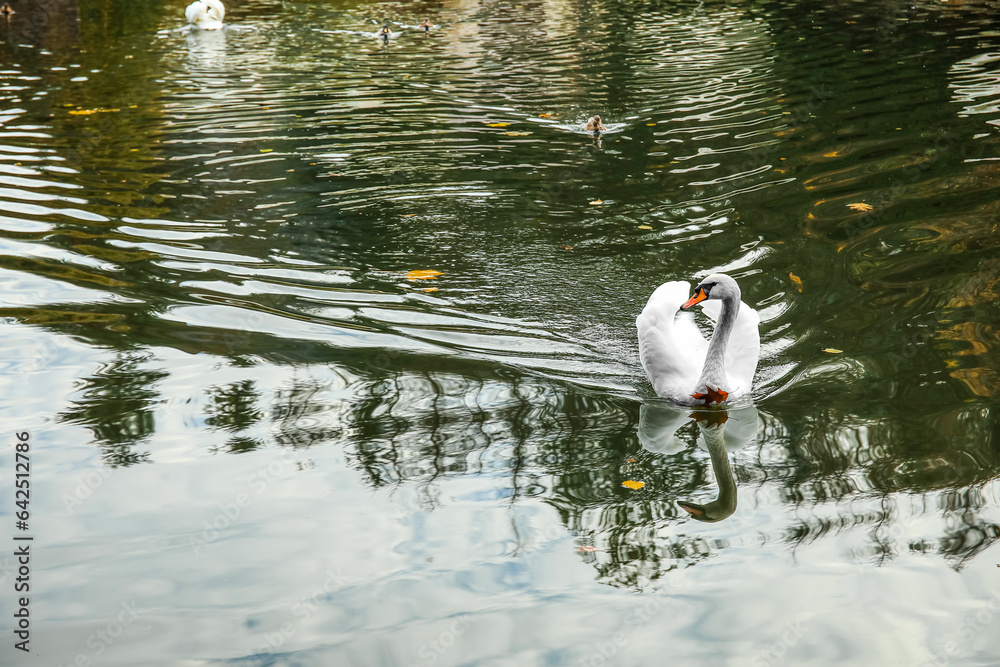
[
  {"left": 185, "top": 2, "right": 201, "bottom": 24},
  {"left": 186, "top": 0, "right": 225, "bottom": 28},
  {"left": 638, "top": 281, "right": 691, "bottom": 321}
]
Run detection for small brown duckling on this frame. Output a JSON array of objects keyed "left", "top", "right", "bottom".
[
  {"left": 585, "top": 115, "right": 607, "bottom": 133},
  {"left": 419, "top": 19, "right": 433, "bottom": 32}
]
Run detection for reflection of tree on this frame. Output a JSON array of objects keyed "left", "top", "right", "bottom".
[
  {"left": 0, "top": 0, "right": 79, "bottom": 51},
  {"left": 206, "top": 380, "right": 262, "bottom": 432},
  {"left": 334, "top": 365, "right": 1000, "bottom": 585},
  {"left": 1, "top": 0, "right": 998, "bottom": 592},
  {"left": 57, "top": 351, "right": 163, "bottom": 466},
  {"left": 205, "top": 379, "right": 263, "bottom": 452},
  {"left": 936, "top": 488, "right": 1000, "bottom": 570},
  {"left": 271, "top": 376, "right": 344, "bottom": 449}
]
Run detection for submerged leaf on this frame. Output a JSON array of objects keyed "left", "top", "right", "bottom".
[
  {"left": 847, "top": 202, "right": 873, "bottom": 212},
  {"left": 622, "top": 480, "right": 645, "bottom": 490}
]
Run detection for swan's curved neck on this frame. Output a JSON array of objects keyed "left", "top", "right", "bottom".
[
  {"left": 697, "top": 293, "right": 739, "bottom": 389},
  {"left": 677, "top": 423, "right": 737, "bottom": 521}
]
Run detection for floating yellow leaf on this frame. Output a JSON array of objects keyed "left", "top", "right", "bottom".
[
  {"left": 847, "top": 202, "right": 873, "bottom": 212},
  {"left": 405, "top": 269, "right": 443, "bottom": 281},
  {"left": 539, "top": 113, "right": 554, "bottom": 118},
  {"left": 260, "top": 149, "right": 273, "bottom": 153},
  {"left": 503, "top": 131, "right": 532, "bottom": 136},
  {"left": 638, "top": 225, "right": 652, "bottom": 230},
  {"left": 622, "top": 480, "right": 645, "bottom": 490},
  {"left": 422, "top": 287, "right": 438, "bottom": 292},
  {"left": 646, "top": 122, "right": 656, "bottom": 126},
  {"left": 402, "top": 214, "right": 417, "bottom": 217},
  {"left": 789, "top": 272, "right": 803, "bottom": 292},
  {"left": 823, "top": 348, "right": 843, "bottom": 354},
  {"left": 589, "top": 199, "right": 603, "bottom": 205},
  {"left": 69, "top": 108, "right": 119, "bottom": 115},
  {"left": 486, "top": 122, "right": 511, "bottom": 127}
]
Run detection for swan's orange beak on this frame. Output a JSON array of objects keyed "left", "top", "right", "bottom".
[{"left": 681, "top": 288, "right": 707, "bottom": 310}]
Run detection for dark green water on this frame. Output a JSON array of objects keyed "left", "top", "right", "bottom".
[{"left": 2, "top": 0, "right": 1000, "bottom": 664}]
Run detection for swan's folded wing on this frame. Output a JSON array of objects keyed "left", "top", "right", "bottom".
[
  {"left": 636, "top": 281, "right": 706, "bottom": 397},
  {"left": 725, "top": 302, "right": 760, "bottom": 394}
]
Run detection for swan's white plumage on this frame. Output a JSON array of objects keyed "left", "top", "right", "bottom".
[
  {"left": 637, "top": 279, "right": 760, "bottom": 404},
  {"left": 186, "top": 0, "right": 225, "bottom": 30}
]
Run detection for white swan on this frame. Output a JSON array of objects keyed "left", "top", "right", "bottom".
[
  {"left": 636, "top": 273, "right": 760, "bottom": 405},
  {"left": 186, "top": 0, "right": 225, "bottom": 30}
]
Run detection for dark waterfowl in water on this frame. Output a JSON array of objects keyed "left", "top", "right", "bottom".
[{"left": 585, "top": 115, "right": 607, "bottom": 133}]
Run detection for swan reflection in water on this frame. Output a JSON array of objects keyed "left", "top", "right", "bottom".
[{"left": 638, "top": 401, "right": 761, "bottom": 522}]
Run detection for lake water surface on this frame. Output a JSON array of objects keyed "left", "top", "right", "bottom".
[{"left": 3, "top": 0, "right": 1000, "bottom": 665}]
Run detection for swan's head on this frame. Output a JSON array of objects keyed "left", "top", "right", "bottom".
[{"left": 681, "top": 273, "right": 740, "bottom": 310}]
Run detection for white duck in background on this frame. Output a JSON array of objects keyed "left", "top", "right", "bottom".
[
  {"left": 636, "top": 274, "right": 760, "bottom": 405},
  {"left": 186, "top": 0, "right": 225, "bottom": 30}
]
